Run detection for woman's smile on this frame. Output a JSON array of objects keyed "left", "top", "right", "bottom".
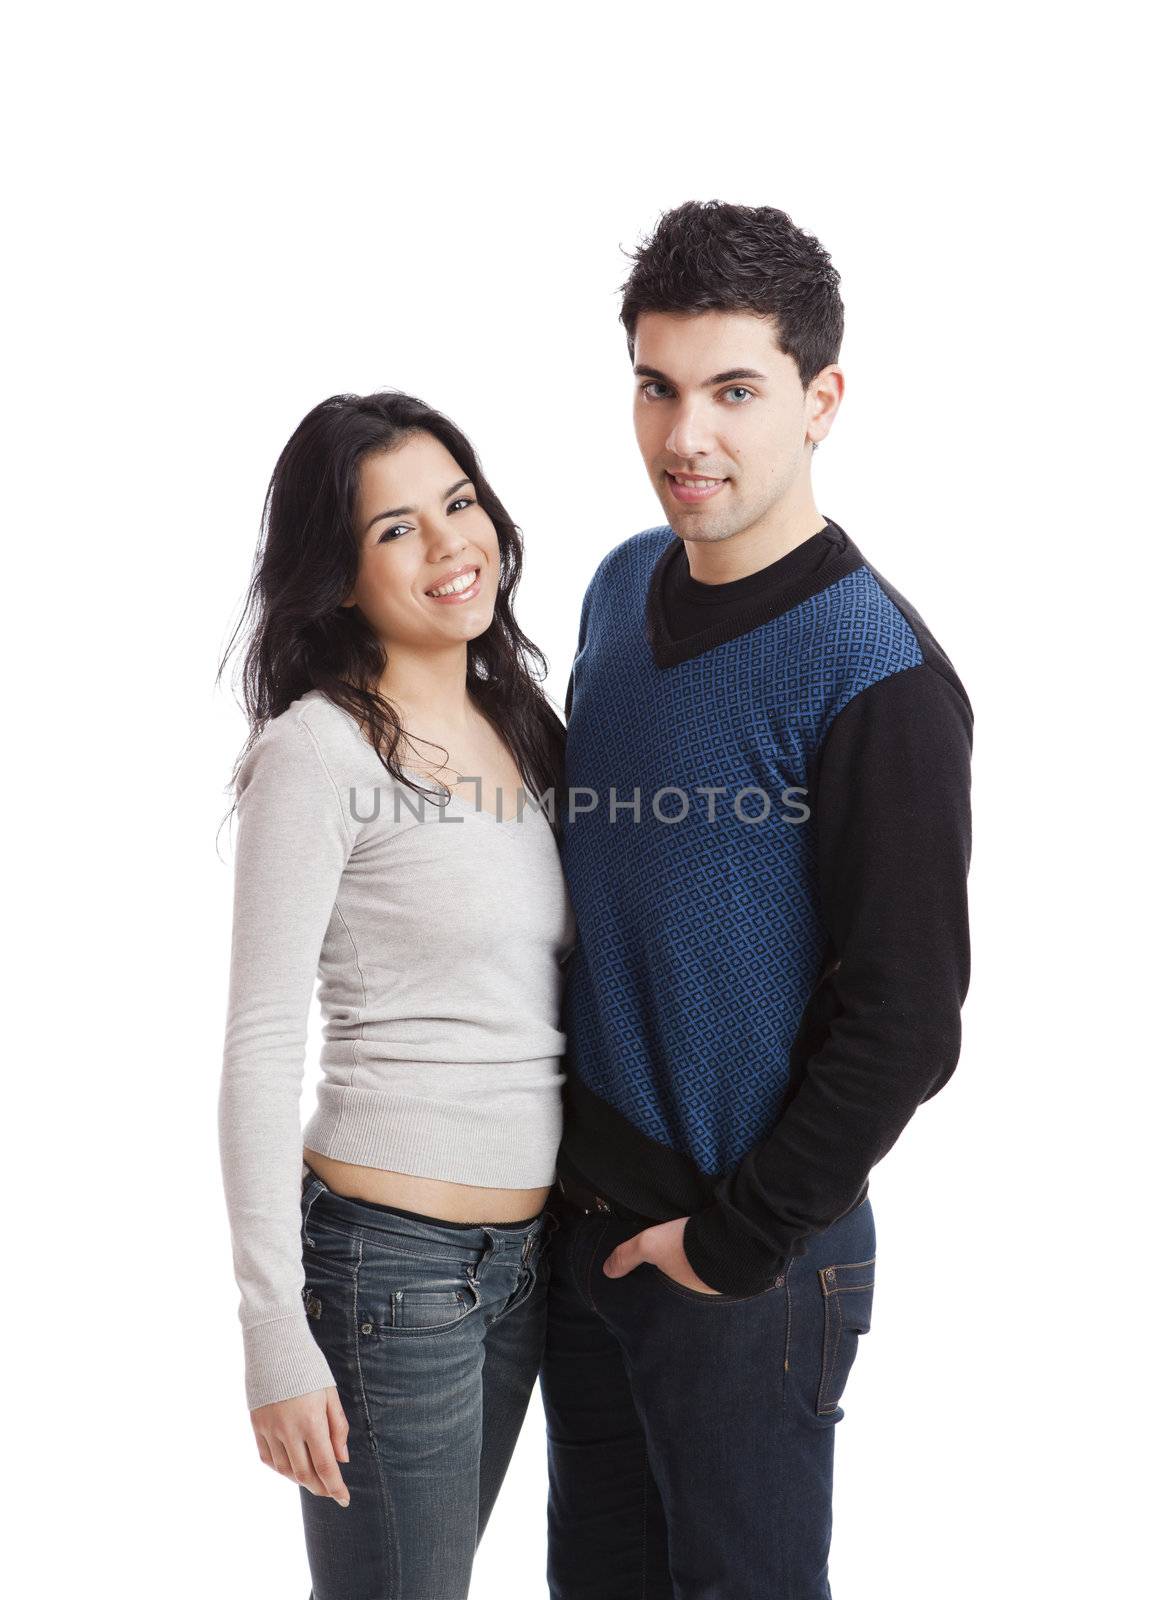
[{"left": 425, "top": 563, "right": 483, "bottom": 603}]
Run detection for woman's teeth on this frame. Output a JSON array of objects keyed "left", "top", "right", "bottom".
[{"left": 427, "top": 568, "right": 479, "bottom": 598}]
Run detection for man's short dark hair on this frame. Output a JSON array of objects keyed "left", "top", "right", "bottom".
[{"left": 619, "top": 200, "right": 844, "bottom": 390}]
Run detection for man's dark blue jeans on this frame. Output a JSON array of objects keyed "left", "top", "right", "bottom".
[{"left": 539, "top": 1183, "right": 877, "bottom": 1599}]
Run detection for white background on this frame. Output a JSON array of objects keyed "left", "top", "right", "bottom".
[{"left": 5, "top": 3, "right": 1147, "bottom": 1595}]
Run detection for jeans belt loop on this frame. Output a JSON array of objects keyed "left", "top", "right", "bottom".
[{"left": 301, "top": 1174, "right": 327, "bottom": 1247}]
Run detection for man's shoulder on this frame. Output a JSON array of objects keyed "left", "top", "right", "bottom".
[
  {"left": 583, "top": 524, "right": 676, "bottom": 598},
  {"left": 853, "top": 556, "right": 971, "bottom": 717}
]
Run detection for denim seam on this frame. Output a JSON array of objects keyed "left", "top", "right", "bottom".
[
  {"left": 584, "top": 1217, "right": 613, "bottom": 1314},
  {"left": 351, "top": 1233, "right": 402, "bottom": 1578},
  {"left": 817, "top": 1254, "right": 875, "bottom": 1413},
  {"left": 640, "top": 1445, "right": 650, "bottom": 1599},
  {"left": 782, "top": 1255, "right": 794, "bottom": 1376},
  {"left": 484, "top": 1262, "right": 537, "bottom": 1329},
  {"left": 817, "top": 1288, "right": 845, "bottom": 1414}
]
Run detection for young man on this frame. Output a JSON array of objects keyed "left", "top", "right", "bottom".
[{"left": 539, "top": 201, "right": 973, "bottom": 1598}]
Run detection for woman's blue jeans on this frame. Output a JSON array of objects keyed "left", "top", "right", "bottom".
[
  {"left": 296, "top": 1163, "right": 558, "bottom": 1599},
  {"left": 539, "top": 1192, "right": 877, "bottom": 1598}
]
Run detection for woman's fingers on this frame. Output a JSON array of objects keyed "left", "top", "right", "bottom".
[
  {"left": 327, "top": 1390, "right": 351, "bottom": 1464},
  {"left": 252, "top": 1387, "right": 350, "bottom": 1504},
  {"left": 267, "top": 1435, "right": 295, "bottom": 1480},
  {"left": 306, "top": 1428, "right": 351, "bottom": 1507},
  {"left": 285, "top": 1434, "right": 327, "bottom": 1500}
]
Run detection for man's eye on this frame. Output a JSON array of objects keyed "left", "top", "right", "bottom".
[
  {"left": 639, "top": 381, "right": 671, "bottom": 399},
  {"left": 724, "top": 387, "right": 753, "bottom": 402}
]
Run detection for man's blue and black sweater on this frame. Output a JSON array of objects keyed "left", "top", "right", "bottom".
[{"left": 557, "top": 517, "right": 973, "bottom": 1294}]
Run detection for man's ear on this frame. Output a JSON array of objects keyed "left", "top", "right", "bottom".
[{"left": 806, "top": 363, "right": 844, "bottom": 451}]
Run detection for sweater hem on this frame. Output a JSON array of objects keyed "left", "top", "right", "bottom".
[
  {"left": 302, "top": 1076, "right": 563, "bottom": 1187},
  {"left": 558, "top": 1071, "right": 872, "bottom": 1294}
]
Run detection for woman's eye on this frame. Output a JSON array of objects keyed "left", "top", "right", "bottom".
[{"left": 377, "top": 498, "right": 474, "bottom": 543}]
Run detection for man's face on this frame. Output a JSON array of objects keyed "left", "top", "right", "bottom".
[{"left": 631, "top": 309, "right": 839, "bottom": 545}]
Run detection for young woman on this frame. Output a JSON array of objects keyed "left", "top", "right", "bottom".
[{"left": 216, "top": 391, "right": 574, "bottom": 1598}]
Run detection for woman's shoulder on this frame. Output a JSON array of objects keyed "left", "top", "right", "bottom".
[
  {"left": 241, "top": 688, "right": 399, "bottom": 795},
  {"left": 286, "top": 688, "right": 396, "bottom": 767}
]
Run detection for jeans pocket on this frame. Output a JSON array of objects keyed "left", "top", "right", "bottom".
[
  {"left": 359, "top": 1238, "right": 482, "bottom": 1336},
  {"left": 647, "top": 1263, "right": 787, "bottom": 1302},
  {"left": 388, "top": 1285, "right": 478, "bottom": 1330},
  {"left": 816, "top": 1256, "right": 875, "bottom": 1417}
]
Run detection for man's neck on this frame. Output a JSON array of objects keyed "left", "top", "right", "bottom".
[{"left": 681, "top": 504, "right": 828, "bottom": 587}]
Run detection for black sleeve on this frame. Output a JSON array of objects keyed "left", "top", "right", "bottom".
[
  {"left": 681, "top": 661, "right": 974, "bottom": 1294},
  {"left": 564, "top": 667, "right": 574, "bottom": 723}
]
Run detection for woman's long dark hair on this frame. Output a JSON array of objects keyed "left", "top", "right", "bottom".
[{"left": 216, "top": 390, "right": 566, "bottom": 840}]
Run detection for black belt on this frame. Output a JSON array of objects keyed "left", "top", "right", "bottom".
[
  {"left": 553, "top": 1171, "right": 614, "bottom": 1215},
  {"left": 552, "top": 1170, "right": 661, "bottom": 1226}
]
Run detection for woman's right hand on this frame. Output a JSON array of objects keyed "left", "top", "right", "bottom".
[{"left": 251, "top": 1386, "right": 351, "bottom": 1506}]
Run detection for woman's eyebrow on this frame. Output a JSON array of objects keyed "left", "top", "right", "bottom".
[{"left": 365, "top": 477, "right": 473, "bottom": 531}]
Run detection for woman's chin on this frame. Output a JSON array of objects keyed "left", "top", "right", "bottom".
[{"left": 426, "top": 602, "right": 496, "bottom": 642}]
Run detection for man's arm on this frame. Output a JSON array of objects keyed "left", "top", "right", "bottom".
[{"left": 681, "top": 661, "right": 974, "bottom": 1294}]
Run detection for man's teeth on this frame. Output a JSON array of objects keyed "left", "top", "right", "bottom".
[
  {"left": 672, "top": 474, "right": 724, "bottom": 486},
  {"left": 428, "top": 569, "right": 479, "bottom": 597}
]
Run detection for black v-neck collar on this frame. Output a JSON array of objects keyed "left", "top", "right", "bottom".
[{"left": 643, "top": 518, "right": 866, "bottom": 667}]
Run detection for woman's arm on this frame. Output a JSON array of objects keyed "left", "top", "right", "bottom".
[{"left": 218, "top": 711, "right": 358, "bottom": 1411}]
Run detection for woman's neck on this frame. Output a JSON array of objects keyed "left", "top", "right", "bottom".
[{"left": 372, "top": 640, "right": 479, "bottom": 744}]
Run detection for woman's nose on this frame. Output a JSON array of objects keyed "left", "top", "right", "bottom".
[{"left": 426, "top": 522, "right": 468, "bottom": 559}]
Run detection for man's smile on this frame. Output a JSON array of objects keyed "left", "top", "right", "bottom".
[{"left": 665, "top": 471, "right": 729, "bottom": 504}]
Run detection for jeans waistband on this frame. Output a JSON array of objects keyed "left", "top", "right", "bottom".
[{"left": 300, "top": 1160, "right": 559, "bottom": 1257}]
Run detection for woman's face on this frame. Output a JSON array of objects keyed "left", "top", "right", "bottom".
[{"left": 342, "top": 430, "right": 501, "bottom": 650}]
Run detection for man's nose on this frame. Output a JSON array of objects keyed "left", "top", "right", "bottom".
[{"left": 665, "top": 405, "right": 715, "bottom": 462}]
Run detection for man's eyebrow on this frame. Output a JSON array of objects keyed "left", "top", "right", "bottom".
[
  {"left": 364, "top": 477, "right": 473, "bottom": 532},
  {"left": 633, "top": 365, "right": 769, "bottom": 386}
]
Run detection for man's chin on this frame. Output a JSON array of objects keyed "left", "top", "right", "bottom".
[
  {"left": 668, "top": 514, "right": 733, "bottom": 543},
  {"left": 657, "top": 490, "right": 734, "bottom": 538}
]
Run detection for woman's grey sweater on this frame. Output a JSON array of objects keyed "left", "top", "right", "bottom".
[{"left": 218, "top": 688, "right": 575, "bottom": 1410}]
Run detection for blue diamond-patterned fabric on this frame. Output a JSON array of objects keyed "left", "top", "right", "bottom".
[{"left": 559, "top": 526, "right": 923, "bottom": 1176}]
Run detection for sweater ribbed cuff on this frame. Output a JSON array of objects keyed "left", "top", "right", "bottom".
[
  {"left": 243, "top": 1311, "right": 338, "bottom": 1413},
  {"left": 682, "top": 1205, "right": 788, "bottom": 1296}
]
